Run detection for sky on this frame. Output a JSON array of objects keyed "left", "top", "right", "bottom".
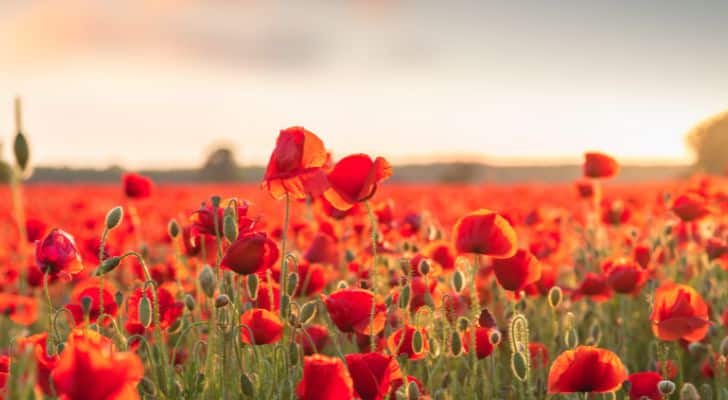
[{"left": 1, "top": 0, "right": 727, "bottom": 168}]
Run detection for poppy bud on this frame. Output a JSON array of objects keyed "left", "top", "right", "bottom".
[
  {"left": 658, "top": 380, "right": 676, "bottom": 395},
  {"left": 199, "top": 266, "right": 216, "bottom": 298},
  {"left": 184, "top": 294, "right": 195, "bottom": 311},
  {"left": 215, "top": 294, "right": 230, "bottom": 308},
  {"left": 139, "top": 296, "right": 153, "bottom": 328},
  {"left": 97, "top": 256, "right": 122, "bottom": 276},
  {"left": 418, "top": 259, "right": 431, "bottom": 276},
  {"left": 452, "top": 270, "right": 465, "bottom": 293},
  {"left": 450, "top": 331, "right": 462, "bottom": 356},
  {"left": 80, "top": 295, "right": 93, "bottom": 316},
  {"left": 286, "top": 272, "right": 299, "bottom": 297},
  {"left": 456, "top": 317, "right": 469, "bottom": 333},
  {"left": 168, "top": 219, "right": 180, "bottom": 239},
  {"left": 105, "top": 206, "right": 124, "bottom": 231},
  {"left": 399, "top": 285, "right": 411, "bottom": 309},
  {"left": 548, "top": 286, "right": 562, "bottom": 309},
  {"left": 679, "top": 383, "right": 699, "bottom": 400},
  {"left": 247, "top": 274, "right": 259, "bottom": 301},
  {"left": 412, "top": 329, "right": 424, "bottom": 354},
  {"left": 478, "top": 308, "right": 497, "bottom": 329},
  {"left": 345, "top": 249, "right": 356, "bottom": 263},
  {"left": 299, "top": 301, "right": 317, "bottom": 325},
  {"left": 211, "top": 196, "right": 221, "bottom": 208},
  {"left": 139, "top": 377, "right": 157, "bottom": 396},
  {"left": 511, "top": 351, "right": 529, "bottom": 382},
  {"left": 223, "top": 212, "right": 238, "bottom": 243},
  {"left": 13, "top": 131, "right": 30, "bottom": 173},
  {"left": 407, "top": 381, "right": 421, "bottom": 400},
  {"left": 241, "top": 373, "right": 256, "bottom": 396}
]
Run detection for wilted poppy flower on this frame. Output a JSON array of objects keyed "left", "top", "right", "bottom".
[
  {"left": 324, "top": 154, "right": 392, "bottom": 211},
  {"left": 650, "top": 282, "right": 710, "bottom": 341},
  {"left": 239, "top": 308, "right": 284, "bottom": 345},
  {"left": 221, "top": 231, "right": 279, "bottom": 275},
  {"left": 491, "top": 249, "right": 541, "bottom": 292},
  {"left": 65, "top": 278, "right": 118, "bottom": 325},
  {"left": 324, "top": 288, "right": 386, "bottom": 335},
  {"left": 125, "top": 286, "right": 184, "bottom": 333},
  {"left": 671, "top": 193, "right": 710, "bottom": 222},
  {"left": 17, "top": 333, "right": 58, "bottom": 395},
  {"left": 122, "top": 172, "right": 153, "bottom": 199},
  {"left": 627, "top": 371, "right": 662, "bottom": 400},
  {"left": 387, "top": 325, "right": 428, "bottom": 360},
  {"left": 296, "top": 324, "right": 330, "bottom": 355},
  {"left": 453, "top": 209, "right": 518, "bottom": 258},
  {"left": 35, "top": 229, "right": 83, "bottom": 279},
  {"left": 0, "top": 293, "right": 38, "bottom": 326},
  {"left": 262, "top": 127, "right": 330, "bottom": 200},
  {"left": 604, "top": 258, "right": 647, "bottom": 294},
  {"left": 346, "top": 352, "right": 403, "bottom": 400},
  {"left": 547, "top": 346, "right": 627, "bottom": 394},
  {"left": 572, "top": 273, "right": 613, "bottom": 302},
  {"left": 463, "top": 327, "right": 496, "bottom": 359},
  {"left": 296, "top": 355, "right": 354, "bottom": 400},
  {"left": 583, "top": 152, "right": 618, "bottom": 179},
  {"left": 53, "top": 329, "right": 144, "bottom": 400},
  {"left": 190, "top": 200, "right": 254, "bottom": 238}
]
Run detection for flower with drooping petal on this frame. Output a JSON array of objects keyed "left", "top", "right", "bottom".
[
  {"left": 650, "top": 282, "right": 710, "bottom": 341},
  {"left": 491, "top": 248, "right": 541, "bottom": 292},
  {"left": 239, "top": 308, "right": 284, "bottom": 345},
  {"left": 346, "top": 352, "right": 403, "bottom": 400},
  {"left": 221, "top": 231, "right": 279, "bottom": 275},
  {"left": 453, "top": 209, "right": 518, "bottom": 258},
  {"left": 324, "top": 154, "right": 392, "bottom": 211},
  {"left": 324, "top": 288, "right": 386, "bottom": 335}
]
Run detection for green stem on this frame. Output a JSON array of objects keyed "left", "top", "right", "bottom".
[
  {"left": 366, "top": 201, "right": 378, "bottom": 352},
  {"left": 279, "top": 194, "right": 291, "bottom": 315}
]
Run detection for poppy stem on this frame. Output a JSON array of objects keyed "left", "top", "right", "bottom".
[
  {"left": 366, "top": 201, "right": 378, "bottom": 352},
  {"left": 43, "top": 272, "right": 55, "bottom": 353},
  {"left": 279, "top": 193, "right": 291, "bottom": 316},
  {"left": 10, "top": 169, "right": 28, "bottom": 294}
]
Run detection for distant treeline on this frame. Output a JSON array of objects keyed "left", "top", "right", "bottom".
[{"left": 25, "top": 163, "right": 691, "bottom": 184}]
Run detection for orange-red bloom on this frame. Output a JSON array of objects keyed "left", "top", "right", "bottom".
[
  {"left": 324, "top": 288, "right": 386, "bottom": 335},
  {"left": 627, "top": 371, "right": 662, "bottom": 400},
  {"left": 239, "top": 308, "right": 284, "bottom": 345},
  {"left": 125, "top": 286, "right": 184, "bottom": 333},
  {"left": 17, "top": 333, "right": 58, "bottom": 395},
  {"left": 221, "top": 231, "right": 279, "bottom": 275},
  {"left": 650, "top": 282, "right": 710, "bottom": 341},
  {"left": 346, "top": 352, "right": 403, "bottom": 400},
  {"left": 65, "top": 278, "right": 118, "bottom": 325},
  {"left": 583, "top": 152, "right": 619, "bottom": 179},
  {"left": 387, "top": 325, "right": 428, "bottom": 360},
  {"left": 491, "top": 249, "right": 541, "bottom": 292},
  {"left": 0, "top": 293, "right": 38, "bottom": 326},
  {"left": 262, "top": 127, "right": 330, "bottom": 200},
  {"left": 671, "top": 193, "right": 710, "bottom": 222},
  {"left": 603, "top": 258, "right": 647, "bottom": 294},
  {"left": 189, "top": 200, "right": 254, "bottom": 237},
  {"left": 547, "top": 346, "right": 627, "bottom": 394},
  {"left": 463, "top": 327, "right": 497, "bottom": 359},
  {"left": 296, "top": 355, "right": 354, "bottom": 400},
  {"left": 453, "top": 209, "right": 518, "bottom": 258},
  {"left": 35, "top": 229, "right": 83, "bottom": 279},
  {"left": 122, "top": 173, "right": 153, "bottom": 199},
  {"left": 324, "top": 154, "right": 392, "bottom": 211},
  {"left": 53, "top": 329, "right": 144, "bottom": 400}
]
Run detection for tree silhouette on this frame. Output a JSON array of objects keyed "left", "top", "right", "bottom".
[
  {"left": 200, "top": 146, "right": 239, "bottom": 182},
  {"left": 686, "top": 109, "right": 728, "bottom": 174}
]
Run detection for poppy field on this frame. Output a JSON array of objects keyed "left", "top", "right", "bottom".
[{"left": 1, "top": 127, "right": 728, "bottom": 400}]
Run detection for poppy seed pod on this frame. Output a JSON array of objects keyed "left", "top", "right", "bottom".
[{"left": 105, "top": 207, "right": 124, "bottom": 231}]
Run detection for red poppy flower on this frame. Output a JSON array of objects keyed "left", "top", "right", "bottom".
[
  {"left": 453, "top": 209, "right": 518, "bottom": 258},
  {"left": 65, "top": 278, "right": 118, "bottom": 325},
  {"left": 391, "top": 277, "right": 437, "bottom": 312},
  {"left": 706, "top": 237, "right": 728, "bottom": 260},
  {"left": 633, "top": 244, "right": 651, "bottom": 269},
  {"left": 463, "top": 327, "right": 496, "bottom": 359},
  {"left": 189, "top": 201, "right": 254, "bottom": 237},
  {"left": 125, "top": 286, "right": 184, "bottom": 333},
  {"left": 425, "top": 241, "right": 456, "bottom": 270},
  {"left": 0, "top": 355, "right": 8, "bottom": 395},
  {"left": 25, "top": 218, "right": 47, "bottom": 243},
  {"left": 529, "top": 342, "right": 550, "bottom": 369},
  {"left": 288, "top": 262, "right": 328, "bottom": 297},
  {"left": 650, "top": 282, "right": 710, "bottom": 341},
  {"left": 601, "top": 199, "right": 631, "bottom": 226},
  {"left": 572, "top": 273, "right": 613, "bottom": 302},
  {"left": 324, "top": 154, "right": 392, "bottom": 211},
  {"left": 390, "top": 376, "right": 426, "bottom": 400},
  {"left": 296, "top": 324, "right": 330, "bottom": 355},
  {"left": 17, "top": 333, "right": 58, "bottom": 395},
  {"left": 122, "top": 172, "right": 153, "bottom": 199},
  {"left": 53, "top": 329, "right": 144, "bottom": 400},
  {"left": 0, "top": 293, "right": 38, "bottom": 326},
  {"left": 296, "top": 355, "right": 354, "bottom": 400},
  {"left": 547, "top": 346, "right": 627, "bottom": 394},
  {"left": 324, "top": 288, "right": 386, "bottom": 335},
  {"left": 262, "top": 127, "right": 330, "bottom": 200},
  {"left": 491, "top": 249, "right": 541, "bottom": 292},
  {"left": 575, "top": 180, "right": 594, "bottom": 198},
  {"left": 583, "top": 152, "right": 619, "bottom": 179},
  {"left": 221, "top": 232, "right": 279, "bottom": 275},
  {"left": 251, "top": 278, "right": 281, "bottom": 311},
  {"left": 35, "top": 229, "right": 83, "bottom": 279},
  {"left": 603, "top": 258, "right": 647, "bottom": 294},
  {"left": 303, "top": 232, "right": 339, "bottom": 265},
  {"left": 671, "top": 193, "right": 710, "bottom": 222},
  {"left": 627, "top": 371, "right": 662, "bottom": 400},
  {"left": 387, "top": 325, "right": 428, "bottom": 360},
  {"left": 239, "top": 308, "right": 284, "bottom": 345},
  {"left": 346, "top": 352, "right": 403, "bottom": 400}
]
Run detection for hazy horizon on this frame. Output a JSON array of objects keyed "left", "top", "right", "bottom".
[{"left": 1, "top": 1, "right": 727, "bottom": 169}]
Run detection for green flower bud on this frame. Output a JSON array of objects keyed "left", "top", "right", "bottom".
[{"left": 105, "top": 206, "right": 124, "bottom": 230}]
